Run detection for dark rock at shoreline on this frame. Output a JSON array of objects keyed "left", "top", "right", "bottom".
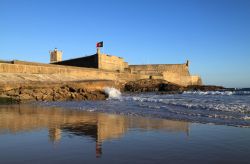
[
  {"left": 185, "top": 85, "right": 225, "bottom": 91},
  {"left": 124, "top": 79, "right": 224, "bottom": 93},
  {"left": 124, "top": 79, "right": 185, "bottom": 92},
  {"left": 0, "top": 79, "right": 226, "bottom": 104},
  {"left": 125, "top": 79, "right": 167, "bottom": 92},
  {"left": 159, "top": 83, "right": 185, "bottom": 92}
]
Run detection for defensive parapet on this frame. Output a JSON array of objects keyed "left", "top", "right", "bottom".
[
  {"left": 129, "top": 61, "right": 202, "bottom": 86},
  {"left": 0, "top": 61, "right": 151, "bottom": 84},
  {"left": 129, "top": 63, "right": 190, "bottom": 76}
]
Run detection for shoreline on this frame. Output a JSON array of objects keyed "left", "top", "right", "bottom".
[
  {"left": 0, "top": 79, "right": 224, "bottom": 104},
  {"left": 0, "top": 80, "right": 116, "bottom": 103}
]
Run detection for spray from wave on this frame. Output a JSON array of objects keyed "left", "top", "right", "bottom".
[{"left": 104, "top": 87, "right": 121, "bottom": 99}]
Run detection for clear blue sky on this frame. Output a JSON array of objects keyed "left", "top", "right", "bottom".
[{"left": 1, "top": 0, "right": 250, "bottom": 88}]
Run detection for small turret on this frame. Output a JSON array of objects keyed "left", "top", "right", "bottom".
[{"left": 50, "top": 48, "right": 62, "bottom": 63}]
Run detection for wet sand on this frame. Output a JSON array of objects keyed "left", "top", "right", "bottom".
[{"left": 0, "top": 104, "right": 250, "bottom": 163}]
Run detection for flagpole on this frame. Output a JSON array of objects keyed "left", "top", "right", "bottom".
[{"left": 97, "top": 47, "right": 101, "bottom": 55}]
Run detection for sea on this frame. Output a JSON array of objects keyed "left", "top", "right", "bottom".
[
  {"left": 42, "top": 87, "right": 250, "bottom": 127},
  {"left": 1, "top": 88, "right": 250, "bottom": 163}
]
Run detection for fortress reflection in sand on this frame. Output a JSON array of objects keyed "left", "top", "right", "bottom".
[{"left": 0, "top": 105, "right": 189, "bottom": 158}]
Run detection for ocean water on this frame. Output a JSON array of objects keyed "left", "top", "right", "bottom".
[
  {"left": 1, "top": 89, "right": 250, "bottom": 163},
  {"left": 42, "top": 88, "right": 250, "bottom": 127}
]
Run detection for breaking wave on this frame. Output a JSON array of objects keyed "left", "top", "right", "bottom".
[{"left": 104, "top": 87, "right": 121, "bottom": 99}]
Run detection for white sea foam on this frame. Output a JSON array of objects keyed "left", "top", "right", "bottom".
[
  {"left": 121, "top": 94, "right": 250, "bottom": 114},
  {"left": 104, "top": 87, "right": 121, "bottom": 99},
  {"left": 183, "top": 90, "right": 250, "bottom": 96},
  {"left": 183, "top": 91, "right": 233, "bottom": 96},
  {"left": 242, "top": 115, "right": 250, "bottom": 120}
]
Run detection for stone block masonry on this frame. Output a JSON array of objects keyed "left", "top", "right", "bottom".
[
  {"left": 129, "top": 64, "right": 202, "bottom": 86},
  {"left": 0, "top": 62, "right": 151, "bottom": 84},
  {"left": 129, "top": 64, "right": 190, "bottom": 76}
]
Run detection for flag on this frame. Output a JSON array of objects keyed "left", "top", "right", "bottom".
[{"left": 96, "top": 41, "right": 103, "bottom": 47}]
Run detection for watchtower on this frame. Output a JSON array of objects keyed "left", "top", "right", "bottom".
[{"left": 50, "top": 48, "right": 62, "bottom": 63}]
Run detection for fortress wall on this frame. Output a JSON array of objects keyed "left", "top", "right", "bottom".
[
  {"left": 52, "top": 55, "right": 98, "bottom": 68},
  {"left": 123, "top": 62, "right": 128, "bottom": 69},
  {"left": 163, "top": 72, "right": 190, "bottom": 86},
  {"left": 129, "top": 64, "right": 202, "bottom": 86},
  {"left": 163, "top": 72, "right": 202, "bottom": 86},
  {"left": 129, "top": 64, "right": 190, "bottom": 76},
  {"left": 129, "top": 64, "right": 198, "bottom": 86},
  {"left": 0, "top": 62, "right": 200, "bottom": 86},
  {"left": 190, "top": 75, "right": 203, "bottom": 85},
  {"left": 116, "top": 72, "right": 154, "bottom": 82},
  {"left": 0, "top": 63, "right": 149, "bottom": 83},
  {"left": 47, "top": 53, "right": 128, "bottom": 72},
  {"left": 98, "top": 54, "right": 127, "bottom": 71}
]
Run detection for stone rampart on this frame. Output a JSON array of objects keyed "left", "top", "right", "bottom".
[
  {"left": 163, "top": 72, "right": 202, "bottom": 86},
  {"left": 129, "top": 64, "right": 190, "bottom": 76},
  {"left": 0, "top": 62, "right": 150, "bottom": 83},
  {"left": 128, "top": 64, "right": 202, "bottom": 86},
  {"left": 190, "top": 75, "right": 202, "bottom": 85},
  {"left": 0, "top": 61, "right": 201, "bottom": 86},
  {"left": 98, "top": 53, "right": 128, "bottom": 72}
]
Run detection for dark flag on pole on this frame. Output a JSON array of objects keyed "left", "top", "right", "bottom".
[{"left": 96, "top": 41, "right": 103, "bottom": 47}]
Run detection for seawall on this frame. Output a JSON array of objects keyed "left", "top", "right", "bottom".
[
  {"left": 0, "top": 62, "right": 152, "bottom": 84},
  {"left": 0, "top": 60, "right": 201, "bottom": 88},
  {"left": 129, "top": 64, "right": 190, "bottom": 76},
  {"left": 129, "top": 64, "right": 202, "bottom": 86}
]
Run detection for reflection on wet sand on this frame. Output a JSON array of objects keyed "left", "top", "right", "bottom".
[{"left": 0, "top": 104, "right": 189, "bottom": 157}]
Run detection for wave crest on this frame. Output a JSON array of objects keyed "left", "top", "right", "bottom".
[{"left": 104, "top": 87, "right": 121, "bottom": 99}]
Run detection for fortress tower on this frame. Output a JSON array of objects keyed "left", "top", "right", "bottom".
[{"left": 50, "top": 48, "right": 62, "bottom": 63}]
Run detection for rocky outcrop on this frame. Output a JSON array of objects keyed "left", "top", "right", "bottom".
[
  {"left": 125, "top": 79, "right": 164, "bottom": 92},
  {"left": 0, "top": 82, "right": 111, "bottom": 103},
  {"left": 0, "top": 78, "right": 225, "bottom": 104},
  {"left": 185, "top": 85, "right": 224, "bottom": 91},
  {"left": 124, "top": 79, "right": 183, "bottom": 93},
  {"left": 124, "top": 79, "right": 224, "bottom": 93}
]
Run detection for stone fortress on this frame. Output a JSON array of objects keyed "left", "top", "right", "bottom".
[
  {"left": 49, "top": 47, "right": 202, "bottom": 86},
  {"left": 0, "top": 45, "right": 202, "bottom": 87}
]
